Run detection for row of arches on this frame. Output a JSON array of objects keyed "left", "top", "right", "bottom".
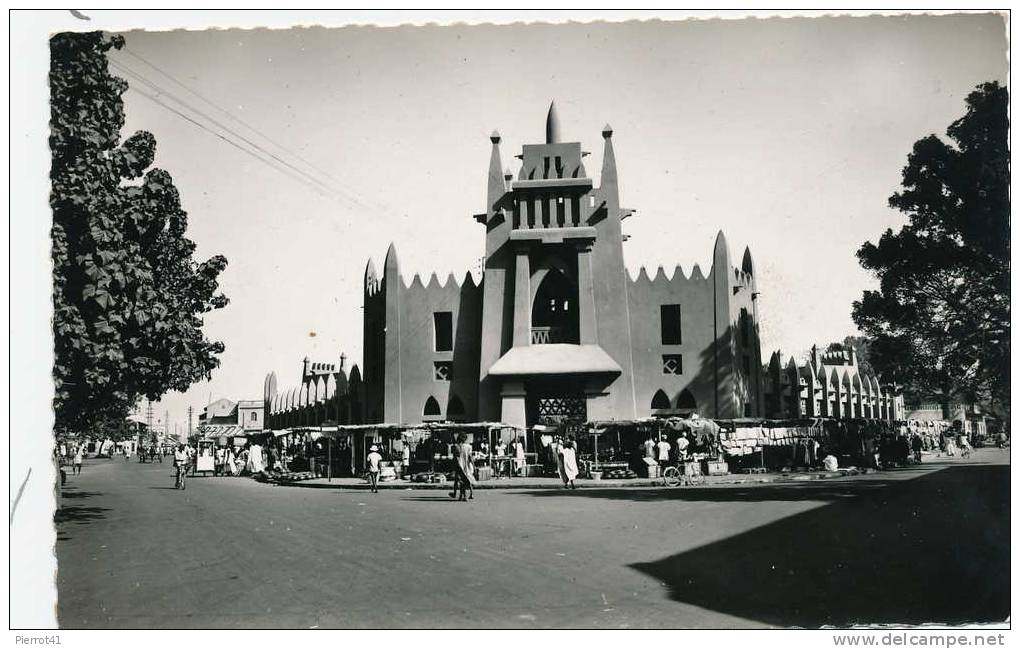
[
  {"left": 422, "top": 394, "right": 465, "bottom": 420},
  {"left": 650, "top": 388, "right": 698, "bottom": 412},
  {"left": 765, "top": 357, "right": 896, "bottom": 421},
  {"left": 263, "top": 367, "right": 364, "bottom": 429}
]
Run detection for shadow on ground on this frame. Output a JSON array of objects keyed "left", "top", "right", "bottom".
[
  {"left": 622, "top": 465, "right": 1008, "bottom": 627},
  {"left": 54, "top": 505, "right": 110, "bottom": 525},
  {"left": 56, "top": 486, "right": 110, "bottom": 529},
  {"left": 517, "top": 479, "right": 903, "bottom": 503},
  {"left": 60, "top": 490, "right": 104, "bottom": 499}
]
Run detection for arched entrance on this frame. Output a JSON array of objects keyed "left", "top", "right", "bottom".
[
  {"left": 676, "top": 389, "right": 697, "bottom": 414},
  {"left": 531, "top": 266, "right": 579, "bottom": 344}
]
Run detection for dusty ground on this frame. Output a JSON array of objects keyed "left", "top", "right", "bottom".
[{"left": 55, "top": 449, "right": 1010, "bottom": 629}]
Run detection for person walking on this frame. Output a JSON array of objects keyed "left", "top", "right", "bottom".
[
  {"left": 72, "top": 445, "right": 84, "bottom": 475},
  {"left": 559, "top": 437, "right": 579, "bottom": 489},
  {"left": 366, "top": 444, "right": 383, "bottom": 493},
  {"left": 226, "top": 447, "right": 238, "bottom": 476},
  {"left": 911, "top": 433, "right": 923, "bottom": 463},
  {"left": 959, "top": 434, "right": 972, "bottom": 458},
  {"left": 513, "top": 436, "right": 526, "bottom": 477},
  {"left": 451, "top": 433, "right": 475, "bottom": 501}
]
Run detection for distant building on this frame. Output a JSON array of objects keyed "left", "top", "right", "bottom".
[
  {"left": 198, "top": 398, "right": 265, "bottom": 432},
  {"left": 904, "top": 402, "right": 989, "bottom": 437},
  {"left": 763, "top": 345, "right": 904, "bottom": 421}
]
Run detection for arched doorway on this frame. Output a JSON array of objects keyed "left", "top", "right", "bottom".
[
  {"left": 423, "top": 396, "right": 441, "bottom": 419},
  {"left": 676, "top": 389, "right": 697, "bottom": 414},
  {"left": 447, "top": 395, "right": 465, "bottom": 421},
  {"left": 651, "top": 389, "right": 671, "bottom": 411},
  {"left": 531, "top": 266, "right": 578, "bottom": 344}
]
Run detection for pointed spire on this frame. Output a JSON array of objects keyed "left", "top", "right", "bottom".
[
  {"left": 600, "top": 122, "right": 618, "bottom": 197},
  {"left": 364, "top": 257, "right": 377, "bottom": 293},
  {"left": 487, "top": 129, "right": 505, "bottom": 218},
  {"left": 545, "top": 101, "right": 560, "bottom": 144},
  {"left": 384, "top": 242, "right": 400, "bottom": 277},
  {"left": 712, "top": 230, "right": 731, "bottom": 274},
  {"left": 741, "top": 246, "right": 754, "bottom": 275},
  {"left": 714, "top": 230, "right": 730, "bottom": 257}
]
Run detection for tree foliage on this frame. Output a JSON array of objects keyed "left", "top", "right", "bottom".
[
  {"left": 853, "top": 82, "right": 1009, "bottom": 412},
  {"left": 824, "top": 336, "right": 875, "bottom": 376},
  {"left": 50, "top": 32, "right": 229, "bottom": 435}
]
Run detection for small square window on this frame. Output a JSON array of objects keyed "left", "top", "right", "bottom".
[
  {"left": 662, "top": 354, "right": 683, "bottom": 375},
  {"left": 434, "top": 361, "right": 452, "bottom": 381}
]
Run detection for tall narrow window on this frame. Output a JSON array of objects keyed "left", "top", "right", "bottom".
[
  {"left": 434, "top": 311, "right": 453, "bottom": 352},
  {"left": 660, "top": 304, "right": 682, "bottom": 345}
]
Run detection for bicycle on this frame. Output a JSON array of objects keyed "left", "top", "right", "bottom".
[
  {"left": 174, "top": 463, "right": 188, "bottom": 490},
  {"left": 661, "top": 460, "right": 705, "bottom": 487}
]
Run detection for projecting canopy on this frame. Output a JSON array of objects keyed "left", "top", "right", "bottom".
[{"left": 488, "top": 344, "right": 622, "bottom": 377}]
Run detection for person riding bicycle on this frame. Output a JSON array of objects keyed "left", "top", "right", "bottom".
[{"left": 173, "top": 444, "right": 189, "bottom": 489}]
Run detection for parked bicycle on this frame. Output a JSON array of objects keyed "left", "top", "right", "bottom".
[{"left": 661, "top": 459, "right": 705, "bottom": 487}]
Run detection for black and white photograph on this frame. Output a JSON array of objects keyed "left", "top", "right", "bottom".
[{"left": 8, "top": 8, "right": 1012, "bottom": 639}]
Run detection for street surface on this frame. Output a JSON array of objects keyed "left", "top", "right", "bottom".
[{"left": 56, "top": 450, "right": 1010, "bottom": 629}]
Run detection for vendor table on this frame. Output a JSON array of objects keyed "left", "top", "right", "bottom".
[{"left": 489, "top": 455, "right": 514, "bottom": 478}]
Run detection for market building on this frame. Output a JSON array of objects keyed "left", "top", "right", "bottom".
[
  {"left": 762, "top": 345, "right": 905, "bottom": 421},
  {"left": 262, "top": 355, "right": 364, "bottom": 430},
  {"left": 361, "top": 103, "right": 765, "bottom": 428}
]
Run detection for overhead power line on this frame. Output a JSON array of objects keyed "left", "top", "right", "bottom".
[
  {"left": 114, "top": 71, "right": 336, "bottom": 198},
  {"left": 110, "top": 59, "right": 345, "bottom": 200},
  {"left": 114, "top": 49, "right": 382, "bottom": 213},
  {"left": 122, "top": 46, "right": 362, "bottom": 200}
]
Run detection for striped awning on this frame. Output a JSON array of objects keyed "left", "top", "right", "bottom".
[{"left": 200, "top": 425, "right": 245, "bottom": 439}]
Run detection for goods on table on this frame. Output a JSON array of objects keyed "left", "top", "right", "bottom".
[
  {"left": 411, "top": 472, "right": 448, "bottom": 484},
  {"left": 273, "top": 471, "right": 316, "bottom": 481},
  {"left": 601, "top": 468, "right": 638, "bottom": 480}
]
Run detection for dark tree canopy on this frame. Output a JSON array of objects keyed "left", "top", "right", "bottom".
[
  {"left": 50, "top": 32, "right": 228, "bottom": 436},
  {"left": 853, "top": 81, "right": 1009, "bottom": 413}
]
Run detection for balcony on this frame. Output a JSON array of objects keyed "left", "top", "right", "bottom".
[{"left": 531, "top": 326, "right": 577, "bottom": 345}]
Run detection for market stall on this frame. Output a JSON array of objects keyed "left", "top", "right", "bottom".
[{"left": 317, "top": 421, "right": 522, "bottom": 481}]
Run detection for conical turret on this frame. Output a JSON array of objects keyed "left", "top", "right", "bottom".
[{"left": 546, "top": 101, "right": 560, "bottom": 144}]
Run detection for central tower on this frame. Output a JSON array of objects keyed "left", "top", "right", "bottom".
[{"left": 475, "top": 103, "right": 634, "bottom": 427}]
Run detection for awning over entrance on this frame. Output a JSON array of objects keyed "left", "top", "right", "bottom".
[{"left": 488, "top": 344, "right": 622, "bottom": 377}]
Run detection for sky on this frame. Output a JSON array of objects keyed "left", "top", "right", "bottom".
[{"left": 107, "top": 13, "right": 1008, "bottom": 433}]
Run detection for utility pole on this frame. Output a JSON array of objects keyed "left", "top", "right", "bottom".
[
  {"left": 187, "top": 406, "right": 193, "bottom": 443},
  {"left": 144, "top": 399, "right": 153, "bottom": 454}
]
